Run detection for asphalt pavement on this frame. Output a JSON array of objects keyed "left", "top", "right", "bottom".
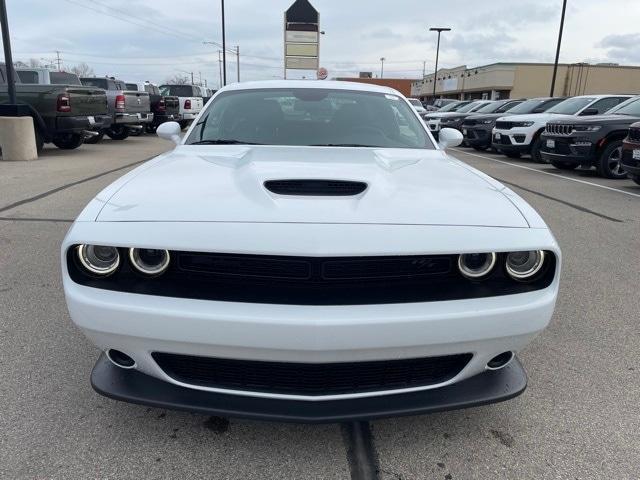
[{"left": 0, "top": 137, "right": 638, "bottom": 479}]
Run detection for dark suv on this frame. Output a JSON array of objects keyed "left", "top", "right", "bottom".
[
  {"left": 621, "top": 122, "right": 640, "bottom": 185},
  {"left": 540, "top": 96, "right": 640, "bottom": 179},
  {"left": 463, "top": 97, "right": 564, "bottom": 151}
]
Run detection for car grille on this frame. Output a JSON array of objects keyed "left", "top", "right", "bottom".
[
  {"left": 152, "top": 352, "right": 473, "bottom": 396},
  {"left": 495, "top": 121, "right": 514, "bottom": 130},
  {"left": 546, "top": 124, "right": 574, "bottom": 136},
  {"left": 264, "top": 179, "right": 367, "bottom": 196},
  {"left": 628, "top": 128, "right": 640, "bottom": 142}
]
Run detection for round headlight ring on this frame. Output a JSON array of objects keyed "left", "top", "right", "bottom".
[
  {"left": 77, "top": 244, "right": 120, "bottom": 276},
  {"left": 458, "top": 252, "right": 497, "bottom": 279},
  {"left": 506, "top": 250, "right": 546, "bottom": 280},
  {"left": 128, "top": 248, "right": 171, "bottom": 276}
]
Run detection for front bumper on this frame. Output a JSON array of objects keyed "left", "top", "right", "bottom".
[
  {"left": 115, "top": 112, "right": 154, "bottom": 125},
  {"left": 56, "top": 114, "right": 112, "bottom": 133},
  {"left": 91, "top": 353, "right": 527, "bottom": 423},
  {"left": 463, "top": 126, "right": 492, "bottom": 147},
  {"left": 621, "top": 144, "right": 640, "bottom": 175},
  {"left": 491, "top": 128, "right": 535, "bottom": 153},
  {"left": 539, "top": 134, "right": 597, "bottom": 166}
]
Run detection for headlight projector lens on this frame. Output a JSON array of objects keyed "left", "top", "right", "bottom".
[
  {"left": 458, "top": 252, "right": 497, "bottom": 279},
  {"left": 129, "top": 248, "right": 170, "bottom": 276},
  {"left": 77, "top": 244, "right": 120, "bottom": 276},
  {"left": 506, "top": 250, "right": 545, "bottom": 280}
]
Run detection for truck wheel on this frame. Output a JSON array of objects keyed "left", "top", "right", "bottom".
[
  {"left": 84, "top": 130, "right": 105, "bottom": 144},
  {"left": 52, "top": 133, "right": 84, "bottom": 150},
  {"left": 530, "top": 137, "right": 546, "bottom": 163},
  {"left": 129, "top": 126, "right": 144, "bottom": 137},
  {"left": 596, "top": 141, "right": 627, "bottom": 179},
  {"left": 504, "top": 152, "right": 521, "bottom": 159},
  {"left": 178, "top": 121, "right": 189, "bottom": 130},
  {"left": 631, "top": 175, "right": 640, "bottom": 186},
  {"left": 550, "top": 160, "right": 578, "bottom": 170},
  {"left": 106, "top": 126, "right": 130, "bottom": 141}
]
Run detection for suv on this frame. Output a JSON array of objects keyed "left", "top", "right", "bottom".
[
  {"left": 492, "top": 95, "right": 632, "bottom": 161},
  {"left": 540, "top": 96, "right": 640, "bottom": 178},
  {"left": 621, "top": 122, "right": 640, "bottom": 185},
  {"left": 440, "top": 99, "right": 523, "bottom": 140},
  {"left": 423, "top": 101, "right": 491, "bottom": 139},
  {"left": 463, "top": 98, "right": 564, "bottom": 151}
]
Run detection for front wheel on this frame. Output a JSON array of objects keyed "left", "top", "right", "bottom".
[
  {"left": 129, "top": 125, "right": 144, "bottom": 137},
  {"left": 550, "top": 160, "right": 578, "bottom": 170},
  {"left": 52, "top": 133, "right": 84, "bottom": 150},
  {"left": 106, "top": 126, "right": 130, "bottom": 141},
  {"left": 145, "top": 123, "right": 157, "bottom": 134},
  {"left": 530, "top": 138, "right": 546, "bottom": 163},
  {"left": 596, "top": 141, "right": 627, "bottom": 179},
  {"left": 473, "top": 145, "right": 488, "bottom": 151}
]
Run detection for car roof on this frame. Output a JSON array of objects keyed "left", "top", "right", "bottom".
[{"left": 219, "top": 80, "right": 403, "bottom": 96}]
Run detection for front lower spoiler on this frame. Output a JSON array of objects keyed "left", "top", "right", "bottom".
[{"left": 91, "top": 353, "right": 527, "bottom": 423}]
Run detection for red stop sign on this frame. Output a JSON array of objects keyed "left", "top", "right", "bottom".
[{"left": 317, "top": 67, "right": 328, "bottom": 80}]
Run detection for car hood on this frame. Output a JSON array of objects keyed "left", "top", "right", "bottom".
[
  {"left": 424, "top": 112, "right": 468, "bottom": 119},
  {"left": 547, "top": 114, "right": 640, "bottom": 125},
  {"left": 498, "top": 112, "right": 575, "bottom": 124},
  {"left": 465, "top": 113, "right": 505, "bottom": 122},
  {"left": 95, "top": 145, "right": 528, "bottom": 227}
]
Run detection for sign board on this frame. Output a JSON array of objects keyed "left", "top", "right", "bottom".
[
  {"left": 317, "top": 67, "right": 328, "bottom": 80},
  {"left": 284, "top": 0, "right": 319, "bottom": 75},
  {"left": 441, "top": 77, "right": 459, "bottom": 92}
]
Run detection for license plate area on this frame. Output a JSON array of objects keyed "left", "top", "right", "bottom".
[
  {"left": 633, "top": 149, "right": 640, "bottom": 160},
  {"left": 546, "top": 139, "right": 555, "bottom": 149}
]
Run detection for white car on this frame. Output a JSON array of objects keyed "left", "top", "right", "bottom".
[
  {"left": 407, "top": 98, "right": 427, "bottom": 115},
  {"left": 492, "top": 94, "right": 632, "bottom": 161},
  {"left": 62, "top": 81, "right": 560, "bottom": 422},
  {"left": 424, "top": 100, "right": 493, "bottom": 136}
]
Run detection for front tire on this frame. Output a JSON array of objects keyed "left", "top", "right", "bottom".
[
  {"left": 550, "top": 160, "right": 578, "bottom": 170},
  {"left": 473, "top": 145, "right": 488, "bottom": 151},
  {"left": 106, "top": 126, "right": 130, "bottom": 141},
  {"left": 596, "top": 141, "right": 627, "bottom": 179},
  {"left": 145, "top": 124, "right": 157, "bottom": 134},
  {"left": 530, "top": 137, "right": 546, "bottom": 163},
  {"left": 52, "top": 133, "right": 84, "bottom": 150}
]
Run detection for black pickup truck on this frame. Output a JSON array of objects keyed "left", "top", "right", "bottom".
[
  {"left": 540, "top": 96, "right": 640, "bottom": 179},
  {"left": 125, "top": 82, "right": 179, "bottom": 133},
  {"left": 0, "top": 64, "right": 110, "bottom": 151}
]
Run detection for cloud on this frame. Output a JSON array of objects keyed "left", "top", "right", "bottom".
[{"left": 596, "top": 33, "right": 640, "bottom": 64}]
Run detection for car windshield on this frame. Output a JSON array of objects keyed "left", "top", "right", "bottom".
[
  {"left": 547, "top": 97, "right": 595, "bottom": 115},
  {"left": 408, "top": 99, "right": 422, "bottom": 107},
  {"left": 504, "top": 99, "right": 546, "bottom": 114},
  {"left": 125, "top": 83, "right": 138, "bottom": 91},
  {"left": 474, "top": 102, "right": 507, "bottom": 113},
  {"left": 160, "top": 85, "right": 193, "bottom": 97},
  {"left": 186, "top": 88, "right": 434, "bottom": 149},
  {"left": 437, "top": 102, "right": 463, "bottom": 112},
  {"left": 81, "top": 78, "right": 108, "bottom": 89},
  {"left": 456, "top": 102, "right": 483, "bottom": 113},
  {"left": 607, "top": 97, "right": 640, "bottom": 116}
]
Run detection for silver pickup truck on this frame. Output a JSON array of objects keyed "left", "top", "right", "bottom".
[{"left": 80, "top": 77, "right": 152, "bottom": 142}]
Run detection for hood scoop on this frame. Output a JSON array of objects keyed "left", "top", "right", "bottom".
[{"left": 264, "top": 179, "right": 368, "bottom": 196}]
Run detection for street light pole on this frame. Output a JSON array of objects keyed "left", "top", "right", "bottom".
[
  {"left": 0, "top": 0, "right": 17, "bottom": 105},
  {"left": 550, "top": 0, "right": 567, "bottom": 96},
  {"left": 429, "top": 27, "right": 451, "bottom": 100},
  {"left": 236, "top": 45, "right": 240, "bottom": 82},
  {"left": 221, "top": 0, "right": 227, "bottom": 86},
  {"left": 380, "top": 57, "right": 385, "bottom": 78}
]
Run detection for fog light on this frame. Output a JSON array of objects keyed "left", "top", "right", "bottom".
[
  {"left": 506, "top": 250, "right": 545, "bottom": 280},
  {"left": 77, "top": 244, "right": 120, "bottom": 276},
  {"left": 458, "top": 252, "right": 496, "bottom": 279},
  {"left": 129, "top": 248, "right": 170, "bottom": 276}
]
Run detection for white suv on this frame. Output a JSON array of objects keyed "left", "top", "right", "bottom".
[{"left": 492, "top": 95, "right": 631, "bottom": 161}]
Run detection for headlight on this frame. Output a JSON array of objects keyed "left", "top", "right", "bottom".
[
  {"left": 458, "top": 252, "right": 497, "bottom": 279},
  {"left": 505, "top": 250, "right": 545, "bottom": 280},
  {"left": 574, "top": 125, "right": 602, "bottom": 132},
  {"left": 129, "top": 248, "right": 171, "bottom": 276},
  {"left": 77, "top": 244, "right": 120, "bottom": 276},
  {"left": 513, "top": 121, "right": 534, "bottom": 127}
]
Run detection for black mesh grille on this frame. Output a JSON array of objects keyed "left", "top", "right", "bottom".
[
  {"left": 495, "top": 121, "right": 514, "bottom": 130},
  {"left": 152, "top": 352, "right": 473, "bottom": 395},
  {"left": 265, "top": 179, "right": 367, "bottom": 196}
]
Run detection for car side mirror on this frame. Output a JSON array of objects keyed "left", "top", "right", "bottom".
[
  {"left": 580, "top": 108, "right": 598, "bottom": 116},
  {"left": 438, "top": 128, "right": 463, "bottom": 149},
  {"left": 157, "top": 121, "right": 182, "bottom": 145}
]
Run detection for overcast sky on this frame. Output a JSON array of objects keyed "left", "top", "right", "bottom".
[{"left": 5, "top": 0, "right": 640, "bottom": 87}]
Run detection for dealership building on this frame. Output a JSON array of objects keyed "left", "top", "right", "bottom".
[{"left": 411, "top": 62, "right": 640, "bottom": 101}]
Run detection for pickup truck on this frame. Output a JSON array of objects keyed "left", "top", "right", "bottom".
[
  {"left": 0, "top": 64, "right": 110, "bottom": 151},
  {"left": 80, "top": 77, "right": 152, "bottom": 142},
  {"left": 540, "top": 96, "right": 640, "bottom": 178},
  {"left": 125, "top": 82, "right": 179, "bottom": 134},
  {"left": 159, "top": 84, "right": 204, "bottom": 129},
  {"left": 16, "top": 68, "right": 83, "bottom": 86}
]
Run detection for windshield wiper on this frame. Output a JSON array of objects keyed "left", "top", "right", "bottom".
[
  {"left": 190, "top": 139, "right": 263, "bottom": 145},
  {"left": 310, "top": 143, "right": 381, "bottom": 147}
]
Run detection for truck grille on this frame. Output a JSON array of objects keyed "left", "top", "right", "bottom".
[
  {"left": 152, "top": 352, "right": 473, "bottom": 396},
  {"left": 546, "top": 124, "right": 574, "bottom": 136}
]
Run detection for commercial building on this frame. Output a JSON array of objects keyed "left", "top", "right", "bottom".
[
  {"left": 412, "top": 62, "right": 640, "bottom": 101},
  {"left": 336, "top": 77, "right": 414, "bottom": 97}
]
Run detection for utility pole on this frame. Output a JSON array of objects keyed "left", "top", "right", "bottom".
[
  {"left": 429, "top": 27, "right": 451, "bottom": 100},
  {"left": 550, "top": 0, "right": 567, "bottom": 96},
  {"left": 380, "top": 57, "right": 385, "bottom": 78},
  {"left": 236, "top": 45, "right": 240, "bottom": 82},
  {"left": 218, "top": 50, "right": 222, "bottom": 89},
  {"left": 423, "top": 61, "right": 426, "bottom": 78},
  {"left": 55, "top": 50, "right": 62, "bottom": 71},
  {"left": 190, "top": 71, "right": 194, "bottom": 84},
  {"left": 0, "top": 0, "right": 17, "bottom": 105},
  {"left": 198, "top": 71, "right": 202, "bottom": 86},
  {"left": 221, "top": 0, "right": 227, "bottom": 86}
]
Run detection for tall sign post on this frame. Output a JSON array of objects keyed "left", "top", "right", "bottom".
[
  {"left": 0, "top": 0, "right": 17, "bottom": 108},
  {"left": 284, "top": 0, "right": 319, "bottom": 79}
]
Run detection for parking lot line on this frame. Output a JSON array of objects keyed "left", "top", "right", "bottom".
[{"left": 451, "top": 148, "right": 640, "bottom": 199}]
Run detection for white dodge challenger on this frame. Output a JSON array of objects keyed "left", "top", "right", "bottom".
[{"left": 62, "top": 81, "right": 560, "bottom": 422}]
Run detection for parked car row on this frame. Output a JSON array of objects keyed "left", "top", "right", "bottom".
[
  {"left": 417, "top": 94, "right": 640, "bottom": 183},
  {"left": 0, "top": 64, "right": 215, "bottom": 152}
]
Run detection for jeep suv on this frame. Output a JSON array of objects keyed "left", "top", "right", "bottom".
[
  {"left": 621, "top": 122, "right": 640, "bottom": 185},
  {"left": 541, "top": 96, "right": 640, "bottom": 178},
  {"left": 492, "top": 95, "right": 632, "bottom": 161}
]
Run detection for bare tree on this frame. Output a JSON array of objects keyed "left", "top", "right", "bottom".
[
  {"left": 69, "top": 62, "right": 95, "bottom": 77},
  {"left": 28, "top": 58, "right": 43, "bottom": 68},
  {"left": 164, "top": 74, "right": 189, "bottom": 85}
]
